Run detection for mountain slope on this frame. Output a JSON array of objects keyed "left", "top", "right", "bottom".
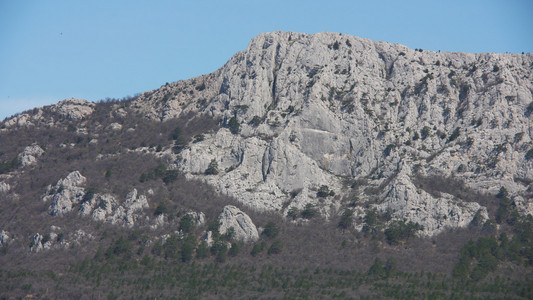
[
  {"left": 130, "top": 31, "right": 533, "bottom": 235},
  {"left": 1, "top": 31, "right": 533, "bottom": 298}
]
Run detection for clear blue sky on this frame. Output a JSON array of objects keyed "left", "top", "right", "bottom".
[{"left": 1, "top": 0, "right": 532, "bottom": 120}]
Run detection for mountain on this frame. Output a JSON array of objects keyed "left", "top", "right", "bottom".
[
  {"left": 136, "top": 31, "right": 533, "bottom": 235},
  {"left": 1, "top": 31, "right": 532, "bottom": 298}
]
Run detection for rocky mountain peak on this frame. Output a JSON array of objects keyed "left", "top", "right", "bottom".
[{"left": 129, "top": 31, "right": 533, "bottom": 235}]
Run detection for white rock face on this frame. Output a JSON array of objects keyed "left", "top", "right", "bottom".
[
  {"left": 44, "top": 171, "right": 87, "bottom": 216},
  {"left": 52, "top": 98, "right": 95, "bottom": 120},
  {"left": 88, "top": 194, "right": 117, "bottom": 221},
  {"left": 203, "top": 231, "right": 214, "bottom": 246},
  {"left": 377, "top": 168, "right": 488, "bottom": 235},
  {"left": 130, "top": 31, "right": 533, "bottom": 235},
  {"left": 218, "top": 205, "right": 259, "bottom": 242},
  {"left": 110, "top": 189, "right": 149, "bottom": 227},
  {"left": 0, "top": 230, "right": 9, "bottom": 246},
  {"left": 108, "top": 122, "right": 123, "bottom": 131},
  {"left": 0, "top": 182, "right": 10, "bottom": 193},
  {"left": 18, "top": 144, "right": 44, "bottom": 166},
  {"left": 187, "top": 211, "right": 206, "bottom": 226},
  {"left": 30, "top": 233, "right": 44, "bottom": 252}
]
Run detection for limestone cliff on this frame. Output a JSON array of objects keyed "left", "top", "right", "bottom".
[{"left": 131, "top": 31, "right": 533, "bottom": 235}]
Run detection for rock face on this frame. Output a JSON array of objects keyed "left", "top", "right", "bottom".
[
  {"left": 42, "top": 170, "right": 150, "bottom": 227},
  {"left": 377, "top": 167, "right": 488, "bottom": 236},
  {"left": 52, "top": 98, "right": 95, "bottom": 120},
  {"left": 218, "top": 205, "right": 259, "bottom": 242},
  {"left": 0, "top": 230, "right": 9, "bottom": 246},
  {"left": 44, "top": 171, "right": 87, "bottom": 216},
  {"left": 30, "top": 233, "right": 44, "bottom": 252},
  {"left": 132, "top": 31, "right": 533, "bottom": 235},
  {"left": 18, "top": 144, "right": 45, "bottom": 166},
  {"left": 110, "top": 188, "right": 149, "bottom": 227},
  {"left": 1, "top": 98, "right": 94, "bottom": 130},
  {"left": 0, "top": 182, "right": 10, "bottom": 193}
]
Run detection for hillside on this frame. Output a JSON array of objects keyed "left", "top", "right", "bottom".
[{"left": 1, "top": 31, "right": 532, "bottom": 298}]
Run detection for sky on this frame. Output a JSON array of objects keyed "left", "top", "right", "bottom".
[{"left": 1, "top": 0, "right": 532, "bottom": 121}]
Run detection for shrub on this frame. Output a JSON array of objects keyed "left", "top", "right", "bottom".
[
  {"left": 317, "top": 185, "right": 334, "bottom": 197},
  {"left": 163, "top": 235, "right": 180, "bottom": 260},
  {"left": 448, "top": 127, "right": 460, "bottom": 142},
  {"left": 384, "top": 220, "right": 423, "bottom": 245},
  {"left": 205, "top": 159, "right": 219, "bottom": 175},
  {"left": 180, "top": 236, "right": 195, "bottom": 262},
  {"left": 338, "top": 209, "right": 354, "bottom": 230},
  {"left": 526, "top": 102, "right": 533, "bottom": 116},
  {"left": 228, "top": 242, "right": 239, "bottom": 257},
  {"left": 525, "top": 148, "right": 533, "bottom": 160},
  {"left": 227, "top": 117, "right": 240, "bottom": 134},
  {"left": 287, "top": 207, "right": 299, "bottom": 220},
  {"left": 106, "top": 237, "right": 133, "bottom": 260},
  {"left": 249, "top": 116, "right": 261, "bottom": 127},
  {"left": 154, "top": 202, "right": 167, "bottom": 216},
  {"left": 420, "top": 126, "right": 431, "bottom": 140},
  {"left": 367, "top": 258, "right": 386, "bottom": 278},
  {"left": 170, "top": 126, "right": 182, "bottom": 140},
  {"left": 196, "top": 241, "right": 210, "bottom": 259},
  {"left": 459, "top": 84, "right": 470, "bottom": 101},
  {"left": 0, "top": 157, "right": 19, "bottom": 174},
  {"left": 223, "top": 227, "right": 235, "bottom": 241},
  {"left": 211, "top": 241, "right": 228, "bottom": 263},
  {"left": 193, "top": 134, "right": 205, "bottom": 143},
  {"left": 301, "top": 204, "right": 318, "bottom": 219},
  {"left": 384, "top": 144, "right": 396, "bottom": 157},
  {"left": 179, "top": 214, "right": 194, "bottom": 233},
  {"left": 81, "top": 188, "right": 95, "bottom": 203},
  {"left": 262, "top": 222, "right": 279, "bottom": 239},
  {"left": 251, "top": 241, "right": 266, "bottom": 257},
  {"left": 208, "top": 220, "right": 221, "bottom": 238},
  {"left": 162, "top": 170, "right": 179, "bottom": 184},
  {"left": 364, "top": 208, "right": 378, "bottom": 228},
  {"left": 267, "top": 239, "right": 283, "bottom": 255}
]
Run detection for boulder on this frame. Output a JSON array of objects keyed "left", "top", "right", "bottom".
[
  {"left": 0, "top": 230, "right": 9, "bottom": 246},
  {"left": 52, "top": 98, "right": 95, "bottom": 120},
  {"left": 18, "top": 144, "right": 44, "bottom": 166},
  {"left": 0, "top": 182, "right": 10, "bottom": 193},
  {"left": 218, "top": 205, "right": 259, "bottom": 242},
  {"left": 44, "top": 171, "right": 87, "bottom": 216}
]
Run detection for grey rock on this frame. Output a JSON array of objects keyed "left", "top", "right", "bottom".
[
  {"left": 0, "top": 230, "right": 9, "bottom": 246},
  {"left": 52, "top": 98, "right": 95, "bottom": 120},
  {"left": 218, "top": 205, "right": 259, "bottom": 242},
  {"left": 108, "top": 122, "right": 123, "bottom": 131},
  {"left": 0, "top": 182, "right": 10, "bottom": 193},
  {"left": 89, "top": 194, "right": 117, "bottom": 221},
  {"left": 187, "top": 211, "right": 206, "bottom": 226},
  {"left": 44, "top": 171, "right": 87, "bottom": 216},
  {"left": 130, "top": 32, "right": 533, "bottom": 235},
  {"left": 18, "top": 144, "right": 44, "bottom": 166},
  {"left": 30, "top": 233, "right": 44, "bottom": 253},
  {"left": 110, "top": 189, "right": 149, "bottom": 227}
]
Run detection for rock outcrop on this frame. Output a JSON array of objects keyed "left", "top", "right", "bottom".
[
  {"left": 132, "top": 31, "right": 533, "bottom": 235},
  {"left": 44, "top": 171, "right": 87, "bottom": 216},
  {"left": 1, "top": 98, "right": 94, "bottom": 130},
  {"left": 52, "top": 98, "right": 95, "bottom": 120},
  {"left": 30, "top": 233, "right": 46, "bottom": 252},
  {"left": 0, "top": 230, "right": 9, "bottom": 246},
  {"left": 218, "top": 205, "right": 259, "bottom": 242},
  {"left": 18, "top": 144, "right": 44, "bottom": 166},
  {"left": 109, "top": 189, "right": 149, "bottom": 227},
  {"left": 0, "top": 182, "right": 10, "bottom": 193}
]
